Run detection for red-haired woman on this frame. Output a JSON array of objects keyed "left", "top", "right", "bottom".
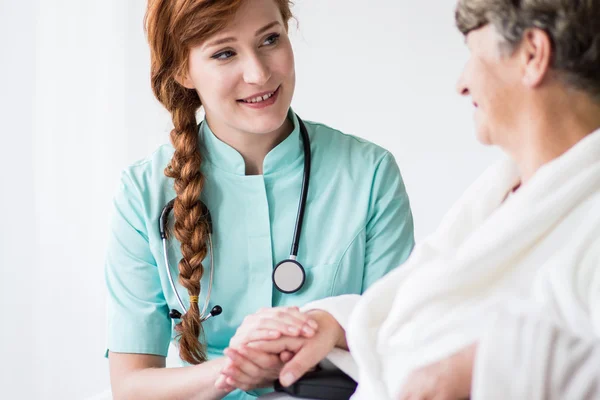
[{"left": 104, "top": 1, "right": 415, "bottom": 398}]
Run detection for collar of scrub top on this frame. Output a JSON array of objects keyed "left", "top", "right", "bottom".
[{"left": 199, "top": 108, "right": 304, "bottom": 176}]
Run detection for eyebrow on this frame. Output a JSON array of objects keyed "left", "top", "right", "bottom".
[
  {"left": 203, "top": 21, "right": 281, "bottom": 50},
  {"left": 255, "top": 21, "right": 280, "bottom": 36}
]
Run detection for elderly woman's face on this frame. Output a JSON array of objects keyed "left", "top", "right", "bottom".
[{"left": 455, "top": 25, "right": 523, "bottom": 147}]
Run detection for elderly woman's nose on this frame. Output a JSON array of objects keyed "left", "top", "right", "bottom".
[{"left": 456, "top": 71, "right": 470, "bottom": 96}]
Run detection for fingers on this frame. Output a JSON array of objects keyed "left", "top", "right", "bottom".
[
  {"left": 214, "top": 374, "right": 235, "bottom": 393},
  {"left": 229, "top": 329, "right": 281, "bottom": 349},
  {"left": 241, "top": 309, "right": 317, "bottom": 338},
  {"left": 278, "top": 340, "right": 332, "bottom": 387},
  {"left": 269, "top": 306, "right": 319, "bottom": 331},
  {"left": 220, "top": 349, "right": 280, "bottom": 392},
  {"left": 223, "top": 348, "right": 264, "bottom": 380},
  {"left": 239, "top": 317, "right": 312, "bottom": 339},
  {"left": 280, "top": 350, "right": 294, "bottom": 363},
  {"left": 220, "top": 370, "right": 262, "bottom": 393},
  {"left": 246, "top": 336, "right": 305, "bottom": 354},
  {"left": 236, "top": 345, "right": 283, "bottom": 371}
]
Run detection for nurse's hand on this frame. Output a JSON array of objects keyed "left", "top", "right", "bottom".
[
  {"left": 215, "top": 306, "right": 318, "bottom": 391},
  {"left": 215, "top": 345, "right": 294, "bottom": 391},
  {"left": 228, "top": 306, "right": 319, "bottom": 350},
  {"left": 396, "top": 343, "right": 477, "bottom": 400},
  {"left": 245, "top": 310, "right": 347, "bottom": 387}
]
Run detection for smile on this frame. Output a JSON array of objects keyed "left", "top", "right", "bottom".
[
  {"left": 241, "top": 90, "right": 275, "bottom": 103},
  {"left": 237, "top": 86, "right": 281, "bottom": 109}
]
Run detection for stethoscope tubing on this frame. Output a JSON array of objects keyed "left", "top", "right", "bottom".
[{"left": 159, "top": 114, "right": 310, "bottom": 318}]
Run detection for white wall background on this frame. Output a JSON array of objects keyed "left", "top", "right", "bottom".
[{"left": 0, "top": 0, "right": 500, "bottom": 399}]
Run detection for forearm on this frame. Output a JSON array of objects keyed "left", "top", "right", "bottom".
[
  {"left": 112, "top": 357, "right": 229, "bottom": 400},
  {"left": 473, "top": 314, "right": 600, "bottom": 400}
]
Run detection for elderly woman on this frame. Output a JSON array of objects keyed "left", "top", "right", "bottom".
[{"left": 220, "top": 0, "right": 600, "bottom": 398}]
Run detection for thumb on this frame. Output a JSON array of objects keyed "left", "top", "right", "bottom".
[{"left": 279, "top": 344, "right": 323, "bottom": 387}]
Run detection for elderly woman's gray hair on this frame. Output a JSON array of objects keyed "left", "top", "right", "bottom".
[{"left": 455, "top": 0, "right": 600, "bottom": 102}]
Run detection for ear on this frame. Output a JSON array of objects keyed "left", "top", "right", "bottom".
[
  {"left": 175, "top": 69, "right": 196, "bottom": 90},
  {"left": 520, "top": 28, "right": 552, "bottom": 88}
]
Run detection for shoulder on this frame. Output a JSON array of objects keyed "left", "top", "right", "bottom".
[
  {"left": 119, "top": 144, "right": 175, "bottom": 193},
  {"left": 113, "top": 144, "right": 175, "bottom": 226},
  {"left": 303, "top": 119, "right": 395, "bottom": 169}
]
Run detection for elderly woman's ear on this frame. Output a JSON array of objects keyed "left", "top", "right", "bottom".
[{"left": 519, "top": 28, "right": 553, "bottom": 88}]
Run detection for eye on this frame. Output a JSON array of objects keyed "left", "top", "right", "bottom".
[
  {"left": 211, "top": 50, "right": 235, "bottom": 60},
  {"left": 262, "top": 33, "right": 280, "bottom": 46}
]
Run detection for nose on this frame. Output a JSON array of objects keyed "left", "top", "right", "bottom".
[
  {"left": 243, "top": 54, "right": 271, "bottom": 86},
  {"left": 456, "top": 68, "right": 470, "bottom": 97}
]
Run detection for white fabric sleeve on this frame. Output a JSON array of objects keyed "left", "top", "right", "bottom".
[
  {"left": 472, "top": 313, "right": 600, "bottom": 400},
  {"left": 300, "top": 294, "right": 362, "bottom": 332}
]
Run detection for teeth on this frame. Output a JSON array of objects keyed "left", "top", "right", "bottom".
[{"left": 245, "top": 91, "right": 274, "bottom": 103}]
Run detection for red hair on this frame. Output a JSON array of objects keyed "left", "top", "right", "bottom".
[{"left": 144, "top": 0, "right": 293, "bottom": 365}]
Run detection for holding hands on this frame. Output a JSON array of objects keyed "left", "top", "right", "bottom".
[
  {"left": 215, "top": 307, "right": 345, "bottom": 393},
  {"left": 217, "top": 306, "right": 477, "bottom": 400}
]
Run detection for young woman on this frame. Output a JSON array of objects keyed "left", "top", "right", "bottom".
[{"left": 104, "top": 0, "right": 415, "bottom": 399}]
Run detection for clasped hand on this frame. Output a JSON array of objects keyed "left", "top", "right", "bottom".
[{"left": 215, "top": 306, "right": 342, "bottom": 393}]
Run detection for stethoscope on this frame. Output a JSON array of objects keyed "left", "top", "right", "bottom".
[{"left": 159, "top": 115, "right": 311, "bottom": 321}]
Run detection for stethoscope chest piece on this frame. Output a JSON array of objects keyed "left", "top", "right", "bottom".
[{"left": 272, "top": 259, "right": 306, "bottom": 294}]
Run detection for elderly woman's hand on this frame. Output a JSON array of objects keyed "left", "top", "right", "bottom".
[
  {"left": 229, "top": 306, "right": 319, "bottom": 349},
  {"left": 397, "top": 343, "right": 477, "bottom": 400},
  {"left": 214, "top": 306, "right": 319, "bottom": 392}
]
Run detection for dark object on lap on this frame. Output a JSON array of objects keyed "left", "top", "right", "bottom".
[{"left": 274, "top": 367, "right": 357, "bottom": 400}]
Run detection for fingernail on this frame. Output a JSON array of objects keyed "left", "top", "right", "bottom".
[
  {"left": 281, "top": 372, "right": 296, "bottom": 387},
  {"left": 269, "top": 330, "right": 280, "bottom": 337},
  {"left": 288, "top": 326, "right": 300, "bottom": 334},
  {"left": 302, "top": 326, "right": 315, "bottom": 336},
  {"left": 307, "top": 319, "right": 318, "bottom": 329}
]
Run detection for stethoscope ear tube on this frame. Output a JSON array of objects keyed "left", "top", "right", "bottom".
[
  {"left": 290, "top": 116, "right": 311, "bottom": 258},
  {"left": 159, "top": 199, "right": 175, "bottom": 240}
]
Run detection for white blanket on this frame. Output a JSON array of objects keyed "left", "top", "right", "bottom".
[{"left": 305, "top": 128, "right": 600, "bottom": 399}]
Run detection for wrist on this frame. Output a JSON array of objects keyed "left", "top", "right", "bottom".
[
  {"left": 453, "top": 343, "right": 477, "bottom": 398},
  {"left": 306, "top": 310, "right": 347, "bottom": 350},
  {"left": 205, "top": 357, "right": 231, "bottom": 389}
]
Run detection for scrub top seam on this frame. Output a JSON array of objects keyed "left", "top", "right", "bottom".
[
  {"left": 365, "top": 151, "right": 394, "bottom": 219},
  {"left": 330, "top": 225, "right": 367, "bottom": 294},
  {"left": 304, "top": 121, "right": 381, "bottom": 147},
  {"left": 128, "top": 144, "right": 173, "bottom": 169}
]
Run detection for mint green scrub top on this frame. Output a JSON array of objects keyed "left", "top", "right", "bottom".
[{"left": 104, "top": 110, "right": 415, "bottom": 399}]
